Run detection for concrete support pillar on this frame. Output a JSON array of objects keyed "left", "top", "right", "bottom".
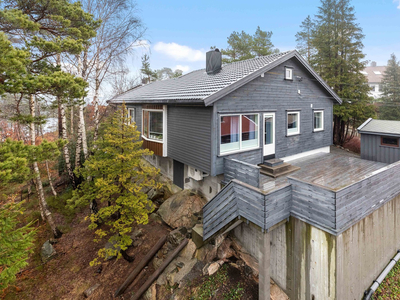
[{"left": 259, "top": 231, "right": 270, "bottom": 300}]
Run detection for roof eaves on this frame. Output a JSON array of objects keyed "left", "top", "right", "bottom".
[
  {"left": 357, "top": 117, "right": 373, "bottom": 132},
  {"left": 109, "top": 98, "right": 205, "bottom": 105},
  {"left": 203, "top": 51, "right": 297, "bottom": 106},
  {"left": 358, "top": 131, "right": 400, "bottom": 138}
]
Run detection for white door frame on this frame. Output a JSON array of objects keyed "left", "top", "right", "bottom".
[{"left": 263, "top": 113, "right": 275, "bottom": 157}]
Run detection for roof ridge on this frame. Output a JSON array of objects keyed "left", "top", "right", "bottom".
[{"left": 221, "top": 50, "right": 294, "bottom": 67}]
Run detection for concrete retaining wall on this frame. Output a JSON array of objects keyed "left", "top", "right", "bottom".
[
  {"left": 234, "top": 217, "right": 336, "bottom": 300},
  {"left": 336, "top": 193, "right": 400, "bottom": 299}
]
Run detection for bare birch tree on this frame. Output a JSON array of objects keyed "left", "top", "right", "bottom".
[
  {"left": 29, "top": 95, "right": 61, "bottom": 238},
  {"left": 68, "top": 0, "right": 146, "bottom": 148}
]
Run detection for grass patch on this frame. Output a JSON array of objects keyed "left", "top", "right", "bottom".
[
  {"left": 374, "top": 260, "right": 400, "bottom": 299},
  {"left": 194, "top": 265, "right": 228, "bottom": 300}
]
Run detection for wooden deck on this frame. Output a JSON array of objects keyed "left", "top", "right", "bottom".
[
  {"left": 260, "top": 152, "right": 388, "bottom": 192},
  {"left": 204, "top": 151, "right": 399, "bottom": 240}
]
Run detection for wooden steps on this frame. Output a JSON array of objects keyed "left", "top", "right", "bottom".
[{"left": 259, "top": 158, "right": 300, "bottom": 178}]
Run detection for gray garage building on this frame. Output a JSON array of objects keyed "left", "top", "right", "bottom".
[{"left": 358, "top": 118, "right": 400, "bottom": 164}]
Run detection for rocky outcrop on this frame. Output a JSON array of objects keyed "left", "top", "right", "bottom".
[{"left": 158, "top": 190, "right": 206, "bottom": 229}]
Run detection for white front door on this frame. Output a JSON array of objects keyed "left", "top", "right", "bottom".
[{"left": 263, "top": 113, "right": 275, "bottom": 157}]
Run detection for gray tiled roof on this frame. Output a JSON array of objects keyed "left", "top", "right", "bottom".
[
  {"left": 109, "top": 50, "right": 341, "bottom": 105},
  {"left": 358, "top": 119, "right": 400, "bottom": 136}
]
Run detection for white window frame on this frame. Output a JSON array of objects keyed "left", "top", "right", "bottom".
[
  {"left": 128, "top": 108, "right": 135, "bottom": 124},
  {"left": 219, "top": 113, "right": 260, "bottom": 155},
  {"left": 285, "top": 67, "right": 293, "bottom": 80},
  {"left": 313, "top": 110, "right": 324, "bottom": 132},
  {"left": 287, "top": 111, "right": 300, "bottom": 136},
  {"left": 142, "top": 108, "right": 164, "bottom": 144}
]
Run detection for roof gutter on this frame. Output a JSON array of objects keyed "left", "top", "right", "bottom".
[{"left": 363, "top": 250, "right": 400, "bottom": 300}]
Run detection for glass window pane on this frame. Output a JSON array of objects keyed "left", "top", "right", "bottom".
[
  {"left": 220, "top": 115, "right": 240, "bottom": 153},
  {"left": 314, "top": 111, "right": 322, "bottom": 130},
  {"left": 129, "top": 109, "right": 135, "bottom": 124},
  {"left": 287, "top": 113, "right": 298, "bottom": 134},
  {"left": 382, "top": 137, "right": 398, "bottom": 146},
  {"left": 265, "top": 116, "right": 273, "bottom": 145},
  {"left": 242, "top": 114, "right": 258, "bottom": 149},
  {"left": 143, "top": 110, "right": 149, "bottom": 137},
  {"left": 149, "top": 111, "right": 163, "bottom": 140}
]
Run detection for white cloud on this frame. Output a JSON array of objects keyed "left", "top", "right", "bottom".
[
  {"left": 153, "top": 42, "right": 206, "bottom": 62},
  {"left": 174, "top": 65, "right": 190, "bottom": 73},
  {"left": 395, "top": 0, "right": 400, "bottom": 9},
  {"left": 131, "top": 39, "right": 150, "bottom": 49}
]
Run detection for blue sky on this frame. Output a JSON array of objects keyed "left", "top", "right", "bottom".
[{"left": 127, "top": 0, "right": 400, "bottom": 76}]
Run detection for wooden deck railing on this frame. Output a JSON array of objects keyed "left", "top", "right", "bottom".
[
  {"left": 203, "top": 179, "right": 291, "bottom": 240},
  {"left": 224, "top": 158, "right": 261, "bottom": 188}
]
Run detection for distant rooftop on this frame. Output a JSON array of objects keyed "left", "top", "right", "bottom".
[
  {"left": 358, "top": 119, "right": 400, "bottom": 137},
  {"left": 362, "top": 65, "right": 387, "bottom": 83}
]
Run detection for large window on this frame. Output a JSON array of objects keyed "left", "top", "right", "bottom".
[
  {"left": 142, "top": 110, "right": 163, "bottom": 141},
  {"left": 220, "top": 114, "right": 259, "bottom": 154},
  {"left": 313, "top": 110, "right": 324, "bottom": 132},
  {"left": 287, "top": 111, "right": 300, "bottom": 136}
]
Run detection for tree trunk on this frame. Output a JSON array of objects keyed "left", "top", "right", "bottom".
[
  {"left": 92, "top": 62, "right": 101, "bottom": 145},
  {"left": 76, "top": 53, "right": 88, "bottom": 162},
  {"left": 80, "top": 104, "right": 88, "bottom": 159},
  {"left": 70, "top": 106, "right": 74, "bottom": 136},
  {"left": 46, "top": 160, "right": 57, "bottom": 197},
  {"left": 60, "top": 97, "right": 76, "bottom": 188},
  {"left": 29, "top": 95, "right": 61, "bottom": 238},
  {"left": 81, "top": 51, "right": 89, "bottom": 159}
]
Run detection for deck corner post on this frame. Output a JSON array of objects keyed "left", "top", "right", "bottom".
[{"left": 259, "top": 231, "right": 270, "bottom": 300}]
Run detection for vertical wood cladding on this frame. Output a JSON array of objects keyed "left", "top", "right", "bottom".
[
  {"left": 213, "top": 57, "right": 334, "bottom": 175},
  {"left": 142, "top": 139, "right": 163, "bottom": 156},
  {"left": 361, "top": 133, "right": 400, "bottom": 164},
  {"left": 167, "top": 106, "right": 212, "bottom": 174}
]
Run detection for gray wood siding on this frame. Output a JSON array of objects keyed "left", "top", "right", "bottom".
[
  {"left": 288, "top": 178, "right": 337, "bottom": 233},
  {"left": 335, "top": 160, "right": 400, "bottom": 233},
  {"left": 126, "top": 104, "right": 142, "bottom": 137},
  {"left": 216, "top": 149, "right": 262, "bottom": 176},
  {"left": 224, "top": 158, "right": 260, "bottom": 188},
  {"left": 213, "top": 57, "right": 334, "bottom": 175},
  {"left": 167, "top": 106, "right": 212, "bottom": 174},
  {"left": 361, "top": 133, "right": 400, "bottom": 164},
  {"left": 203, "top": 179, "right": 292, "bottom": 240}
]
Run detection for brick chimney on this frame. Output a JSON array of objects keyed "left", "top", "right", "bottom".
[{"left": 371, "top": 61, "right": 377, "bottom": 67}]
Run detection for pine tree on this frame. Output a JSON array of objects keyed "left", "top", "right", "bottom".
[
  {"left": 140, "top": 54, "right": 158, "bottom": 83},
  {"left": 69, "top": 104, "right": 160, "bottom": 264},
  {"left": 379, "top": 54, "right": 400, "bottom": 120},
  {"left": 0, "top": 200, "right": 36, "bottom": 290},
  {"left": 297, "top": 0, "right": 375, "bottom": 145},
  {"left": 221, "top": 27, "right": 279, "bottom": 63},
  {"left": 0, "top": 139, "right": 37, "bottom": 290},
  {"left": 295, "top": 15, "right": 316, "bottom": 62}
]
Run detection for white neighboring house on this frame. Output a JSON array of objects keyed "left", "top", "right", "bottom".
[{"left": 362, "top": 61, "right": 386, "bottom": 99}]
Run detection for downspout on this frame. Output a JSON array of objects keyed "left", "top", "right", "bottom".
[{"left": 363, "top": 250, "right": 400, "bottom": 300}]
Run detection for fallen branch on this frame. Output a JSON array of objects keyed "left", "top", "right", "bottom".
[
  {"left": 130, "top": 239, "right": 189, "bottom": 300},
  {"left": 114, "top": 235, "right": 167, "bottom": 297}
]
